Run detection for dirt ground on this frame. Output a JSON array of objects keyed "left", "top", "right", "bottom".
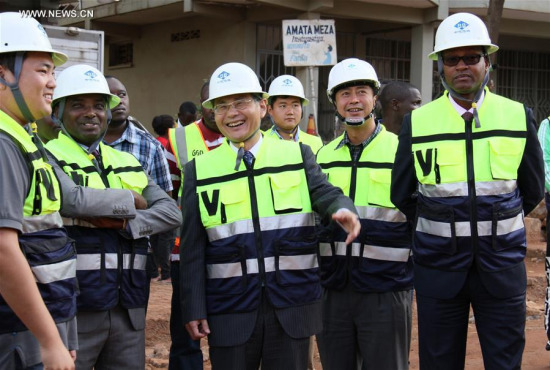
[{"left": 144, "top": 241, "right": 550, "bottom": 369}]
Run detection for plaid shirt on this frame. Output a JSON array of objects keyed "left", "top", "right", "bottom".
[
  {"left": 334, "top": 122, "right": 382, "bottom": 161},
  {"left": 104, "top": 120, "right": 173, "bottom": 192}
]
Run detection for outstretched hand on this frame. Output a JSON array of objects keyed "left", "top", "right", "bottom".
[{"left": 332, "top": 209, "right": 360, "bottom": 245}]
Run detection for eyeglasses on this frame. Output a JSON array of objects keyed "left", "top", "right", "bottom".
[
  {"left": 442, "top": 54, "right": 486, "bottom": 67},
  {"left": 213, "top": 98, "right": 254, "bottom": 115}
]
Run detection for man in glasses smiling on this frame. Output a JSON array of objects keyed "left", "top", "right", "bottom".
[
  {"left": 179, "top": 62, "right": 360, "bottom": 370},
  {"left": 391, "top": 12, "right": 544, "bottom": 370}
]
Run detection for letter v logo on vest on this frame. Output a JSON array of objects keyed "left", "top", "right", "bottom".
[
  {"left": 201, "top": 190, "right": 220, "bottom": 216},
  {"left": 415, "top": 148, "right": 433, "bottom": 177}
]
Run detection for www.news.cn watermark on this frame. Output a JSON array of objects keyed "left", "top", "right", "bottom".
[{"left": 19, "top": 9, "right": 94, "bottom": 19}]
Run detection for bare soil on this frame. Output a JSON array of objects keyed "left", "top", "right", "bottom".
[{"left": 145, "top": 241, "right": 550, "bottom": 369}]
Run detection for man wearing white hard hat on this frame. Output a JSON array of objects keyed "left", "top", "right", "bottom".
[
  {"left": 315, "top": 58, "right": 413, "bottom": 369},
  {"left": 180, "top": 62, "right": 360, "bottom": 369},
  {"left": 0, "top": 12, "right": 143, "bottom": 370},
  {"left": 391, "top": 12, "right": 544, "bottom": 369},
  {"left": 265, "top": 75, "right": 323, "bottom": 154},
  {"left": 45, "top": 64, "right": 181, "bottom": 369}
]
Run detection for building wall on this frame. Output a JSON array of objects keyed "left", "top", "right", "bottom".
[{"left": 105, "top": 16, "right": 251, "bottom": 129}]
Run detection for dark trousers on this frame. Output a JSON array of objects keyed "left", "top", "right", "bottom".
[
  {"left": 417, "top": 267, "right": 525, "bottom": 370},
  {"left": 209, "top": 292, "right": 309, "bottom": 370},
  {"left": 148, "top": 229, "right": 176, "bottom": 279},
  {"left": 168, "top": 261, "right": 203, "bottom": 370}
]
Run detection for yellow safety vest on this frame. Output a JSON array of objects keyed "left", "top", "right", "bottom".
[
  {"left": 194, "top": 139, "right": 318, "bottom": 314},
  {"left": 316, "top": 126, "right": 412, "bottom": 292},
  {"left": 410, "top": 89, "right": 527, "bottom": 273},
  {"left": 0, "top": 111, "right": 76, "bottom": 333}
]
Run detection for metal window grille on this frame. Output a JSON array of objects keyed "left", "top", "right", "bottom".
[
  {"left": 108, "top": 42, "right": 133, "bottom": 67},
  {"left": 256, "top": 24, "right": 295, "bottom": 92},
  {"left": 497, "top": 50, "right": 550, "bottom": 125}
]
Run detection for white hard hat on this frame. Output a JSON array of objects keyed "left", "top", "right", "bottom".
[
  {"left": 429, "top": 12, "right": 498, "bottom": 60},
  {"left": 53, "top": 65, "right": 120, "bottom": 108},
  {"left": 0, "top": 12, "right": 67, "bottom": 66},
  {"left": 267, "top": 75, "right": 309, "bottom": 106},
  {"left": 202, "top": 62, "right": 268, "bottom": 109},
  {"left": 326, "top": 58, "right": 380, "bottom": 103}
]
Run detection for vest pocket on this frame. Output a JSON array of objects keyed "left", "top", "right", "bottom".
[
  {"left": 269, "top": 172, "right": 303, "bottom": 214},
  {"left": 205, "top": 245, "right": 247, "bottom": 295},
  {"left": 491, "top": 198, "right": 525, "bottom": 251},
  {"left": 327, "top": 168, "right": 351, "bottom": 195},
  {"left": 414, "top": 202, "right": 457, "bottom": 256},
  {"left": 274, "top": 236, "right": 319, "bottom": 286},
  {"left": 367, "top": 169, "right": 394, "bottom": 208},
  {"left": 436, "top": 143, "right": 466, "bottom": 184},
  {"left": 488, "top": 138, "right": 523, "bottom": 180}
]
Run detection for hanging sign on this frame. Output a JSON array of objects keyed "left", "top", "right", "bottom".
[{"left": 282, "top": 19, "right": 337, "bottom": 66}]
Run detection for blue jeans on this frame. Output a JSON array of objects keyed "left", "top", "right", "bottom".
[{"left": 169, "top": 261, "right": 203, "bottom": 370}]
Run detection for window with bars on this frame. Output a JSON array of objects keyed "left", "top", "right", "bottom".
[{"left": 109, "top": 42, "right": 133, "bottom": 68}]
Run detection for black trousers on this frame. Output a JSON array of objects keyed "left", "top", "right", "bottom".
[{"left": 209, "top": 292, "right": 309, "bottom": 370}]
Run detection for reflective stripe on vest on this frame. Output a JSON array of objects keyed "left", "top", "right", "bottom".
[
  {"left": 416, "top": 212, "right": 524, "bottom": 238},
  {"left": 418, "top": 180, "right": 517, "bottom": 198},
  {"left": 169, "top": 122, "right": 211, "bottom": 204},
  {"left": 316, "top": 127, "right": 412, "bottom": 292},
  {"left": 207, "top": 254, "right": 318, "bottom": 279},
  {"left": 355, "top": 205, "right": 406, "bottom": 223},
  {"left": 319, "top": 242, "right": 411, "bottom": 262},
  {"left": 23, "top": 212, "right": 64, "bottom": 234},
  {"left": 195, "top": 139, "right": 317, "bottom": 313},
  {"left": 77, "top": 253, "right": 147, "bottom": 270},
  {"left": 168, "top": 121, "right": 208, "bottom": 172},
  {"left": 206, "top": 213, "right": 315, "bottom": 242},
  {"left": 32, "top": 258, "right": 76, "bottom": 284},
  {"left": 410, "top": 90, "right": 527, "bottom": 272}
]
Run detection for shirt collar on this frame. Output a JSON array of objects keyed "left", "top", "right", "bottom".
[
  {"left": 229, "top": 133, "right": 262, "bottom": 157},
  {"left": 449, "top": 89, "right": 486, "bottom": 116},
  {"left": 107, "top": 120, "right": 139, "bottom": 146},
  {"left": 270, "top": 125, "right": 300, "bottom": 142},
  {"left": 334, "top": 122, "right": 381, "bottom": 151}
]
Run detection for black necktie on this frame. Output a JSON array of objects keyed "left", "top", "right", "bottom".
[
  {"left": 90, "top": 149, "right": 104, "bottom": 171},
  {"left": 462, "top": 111, "right": 474, "bottom": 123},
  {"left": 243, "top": 150, "right": 254, "bottom": 169}
]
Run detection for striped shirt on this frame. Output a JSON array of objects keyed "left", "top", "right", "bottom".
[{"left": 103, "top": 120, "right": 173, "bottom": 192}]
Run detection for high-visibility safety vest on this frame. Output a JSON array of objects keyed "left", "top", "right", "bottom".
[
  {"left": 264, "top": 128, "right": 323, "bottom": 154},
  {"left": 194, "top": 140, "right": 318, "bottom": 314},
  {"left": 46, "top": 134, "right": 150, "bottom": 311},
  {"left": 0, "top": 111, "right": 77, "bottom": 334},
  {"left": 168, "top": 122, "right": 215, "bottom": 261},
  {"left": 316, "top": 126, "right": 412, "bottom": 292},
  {"left": 410, "top": 90, "right": 527, "bottom": 273},
  {"left": 169, "top": 122, "right": 209, "bottom": 175}
]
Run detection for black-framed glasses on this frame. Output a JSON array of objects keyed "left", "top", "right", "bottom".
[
  {"left": 442, "top": 54, "right": 486, "bottom": 67},
  {"left": 213, "top": 98, "right": 254, "bottom": 115}
]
